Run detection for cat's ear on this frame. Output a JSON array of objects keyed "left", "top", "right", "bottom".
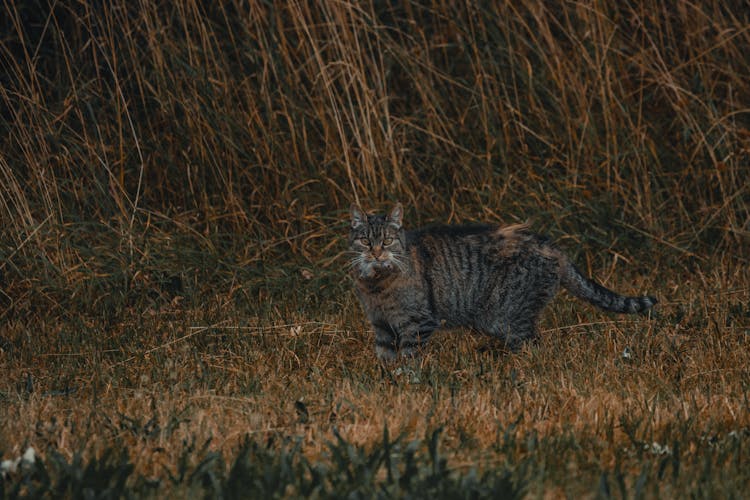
[
  {"left": 350, "top": 203, "right": 366, "bottom": 229},
  {"left": 387, "top": 203, "right": 403, "bottom": 228}
]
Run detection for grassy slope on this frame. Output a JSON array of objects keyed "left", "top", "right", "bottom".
[{"left": 1, "top": 0, "right": 749, "bottom": 496}]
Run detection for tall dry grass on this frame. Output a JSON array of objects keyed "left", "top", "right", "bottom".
[{"left": 1, "top": 2, "right": 748, "bottom": 275}]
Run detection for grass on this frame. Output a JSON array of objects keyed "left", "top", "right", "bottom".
[{"left": 1, "top": 0, "right": 749, "bottom": 497}]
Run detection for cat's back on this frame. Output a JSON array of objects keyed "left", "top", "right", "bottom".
[
  {"left": 407, "top": 223, "right": 507, "bottom": 289},
  {"left": 408, "top": 222, "right": 553, "bottom": 282},
  {"left": 407, "top": 222, "right": 553, "bottom": 324},
  {"left": 407, "top": 222, "right": 541, "bottom": 257},
  {"left": 407, "top": 222, "right": 497, "bottom": 248}
]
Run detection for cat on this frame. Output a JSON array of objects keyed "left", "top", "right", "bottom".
[{"left": 348, "top": 203, "right": 656, "bottom": 361}]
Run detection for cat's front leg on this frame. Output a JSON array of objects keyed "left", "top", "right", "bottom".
[
  {"left": 398, "top": 319, "right": 438, "bottom": 358},
  {"left": 373, "top": 322, "right": 398, "bottom": 362}
]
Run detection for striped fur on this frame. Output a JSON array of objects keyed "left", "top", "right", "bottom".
[{"left": 349, "top": 203, "right": 657, "bottom": 361}]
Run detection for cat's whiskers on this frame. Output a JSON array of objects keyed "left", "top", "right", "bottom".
[
  {"left": 388, "top": 253, "right": 408, "bottom": 273},
  {"left": 347, "top": 254, "right": 368, "bottom": 270}
]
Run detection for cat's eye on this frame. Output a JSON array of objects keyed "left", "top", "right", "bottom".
[
  {"left": 383, "top": 238, "right": 394, "bottom": 246},
  {"left": 360, "top": 238, "right": 370, "bottom": 246}
]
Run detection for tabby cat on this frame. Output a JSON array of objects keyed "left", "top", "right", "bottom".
[{"left": 349, "top": 203, "right": 656, "bottom": 361}]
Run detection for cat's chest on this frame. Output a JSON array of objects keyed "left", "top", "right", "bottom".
[{"left": 355, "top": 273, "right": 420, "bottom": 312}]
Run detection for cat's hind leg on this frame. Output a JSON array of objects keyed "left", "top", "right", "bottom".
[
  {"left": 500, "top": 317, "right": 539, "bottom": 351},
  {"left": 479, "top": 282, "right": 556, "bottom": 350}
]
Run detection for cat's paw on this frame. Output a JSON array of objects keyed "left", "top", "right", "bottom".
[
  {"left": 375, "top": 345, "right": 397, "bottom": 363},
  {"left": 398, "top": 345, "right": 422, "bottom": 359},
  {"left": 393, "top": 366, "right": 421, "bottom": 384}
]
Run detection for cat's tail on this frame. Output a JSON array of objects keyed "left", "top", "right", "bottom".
[{"left": 559, "top": 258, "right": 657, "bottom": 314}]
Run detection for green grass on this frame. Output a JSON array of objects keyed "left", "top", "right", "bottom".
[
  {"left": 5, "top": 422, "right": 749, "bottom": 498},
  {"left": 1, "top": 0, "right": 749, "bottom": 497}
]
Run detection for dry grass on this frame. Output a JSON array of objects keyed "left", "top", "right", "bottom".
[{"left": 1, "top": 0, "right": 749, "bottom": 496}]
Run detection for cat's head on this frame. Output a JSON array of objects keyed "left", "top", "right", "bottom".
[{"left": 349, "top": 203, "right": 407, "bottom": 277}]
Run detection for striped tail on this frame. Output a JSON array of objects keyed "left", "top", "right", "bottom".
[{"left": 560, "top": 260, "right": 657, "bottom": 313}]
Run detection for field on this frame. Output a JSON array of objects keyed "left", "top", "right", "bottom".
[{"left": 1, "top": 1, "right": 749, "bottom": 497}]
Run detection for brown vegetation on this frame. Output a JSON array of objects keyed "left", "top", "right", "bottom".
[{"left": 1, "top": 0, "right": 748, "bottom": 496}]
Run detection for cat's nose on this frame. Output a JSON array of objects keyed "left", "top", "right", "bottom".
[{"left": 372, "top": 246, "right": 383, "bottom": 257}]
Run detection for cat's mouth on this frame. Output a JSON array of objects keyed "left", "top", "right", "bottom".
[
  {"left": 351, "top": 248, "right": 404, "bottom": 278},
  {"left": 358, "top": 256, "right": 397, "bottom": 277}
]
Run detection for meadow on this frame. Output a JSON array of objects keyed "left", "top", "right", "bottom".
[{"left": 1, "top": 1, "right": 749, "bottom": 497}]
